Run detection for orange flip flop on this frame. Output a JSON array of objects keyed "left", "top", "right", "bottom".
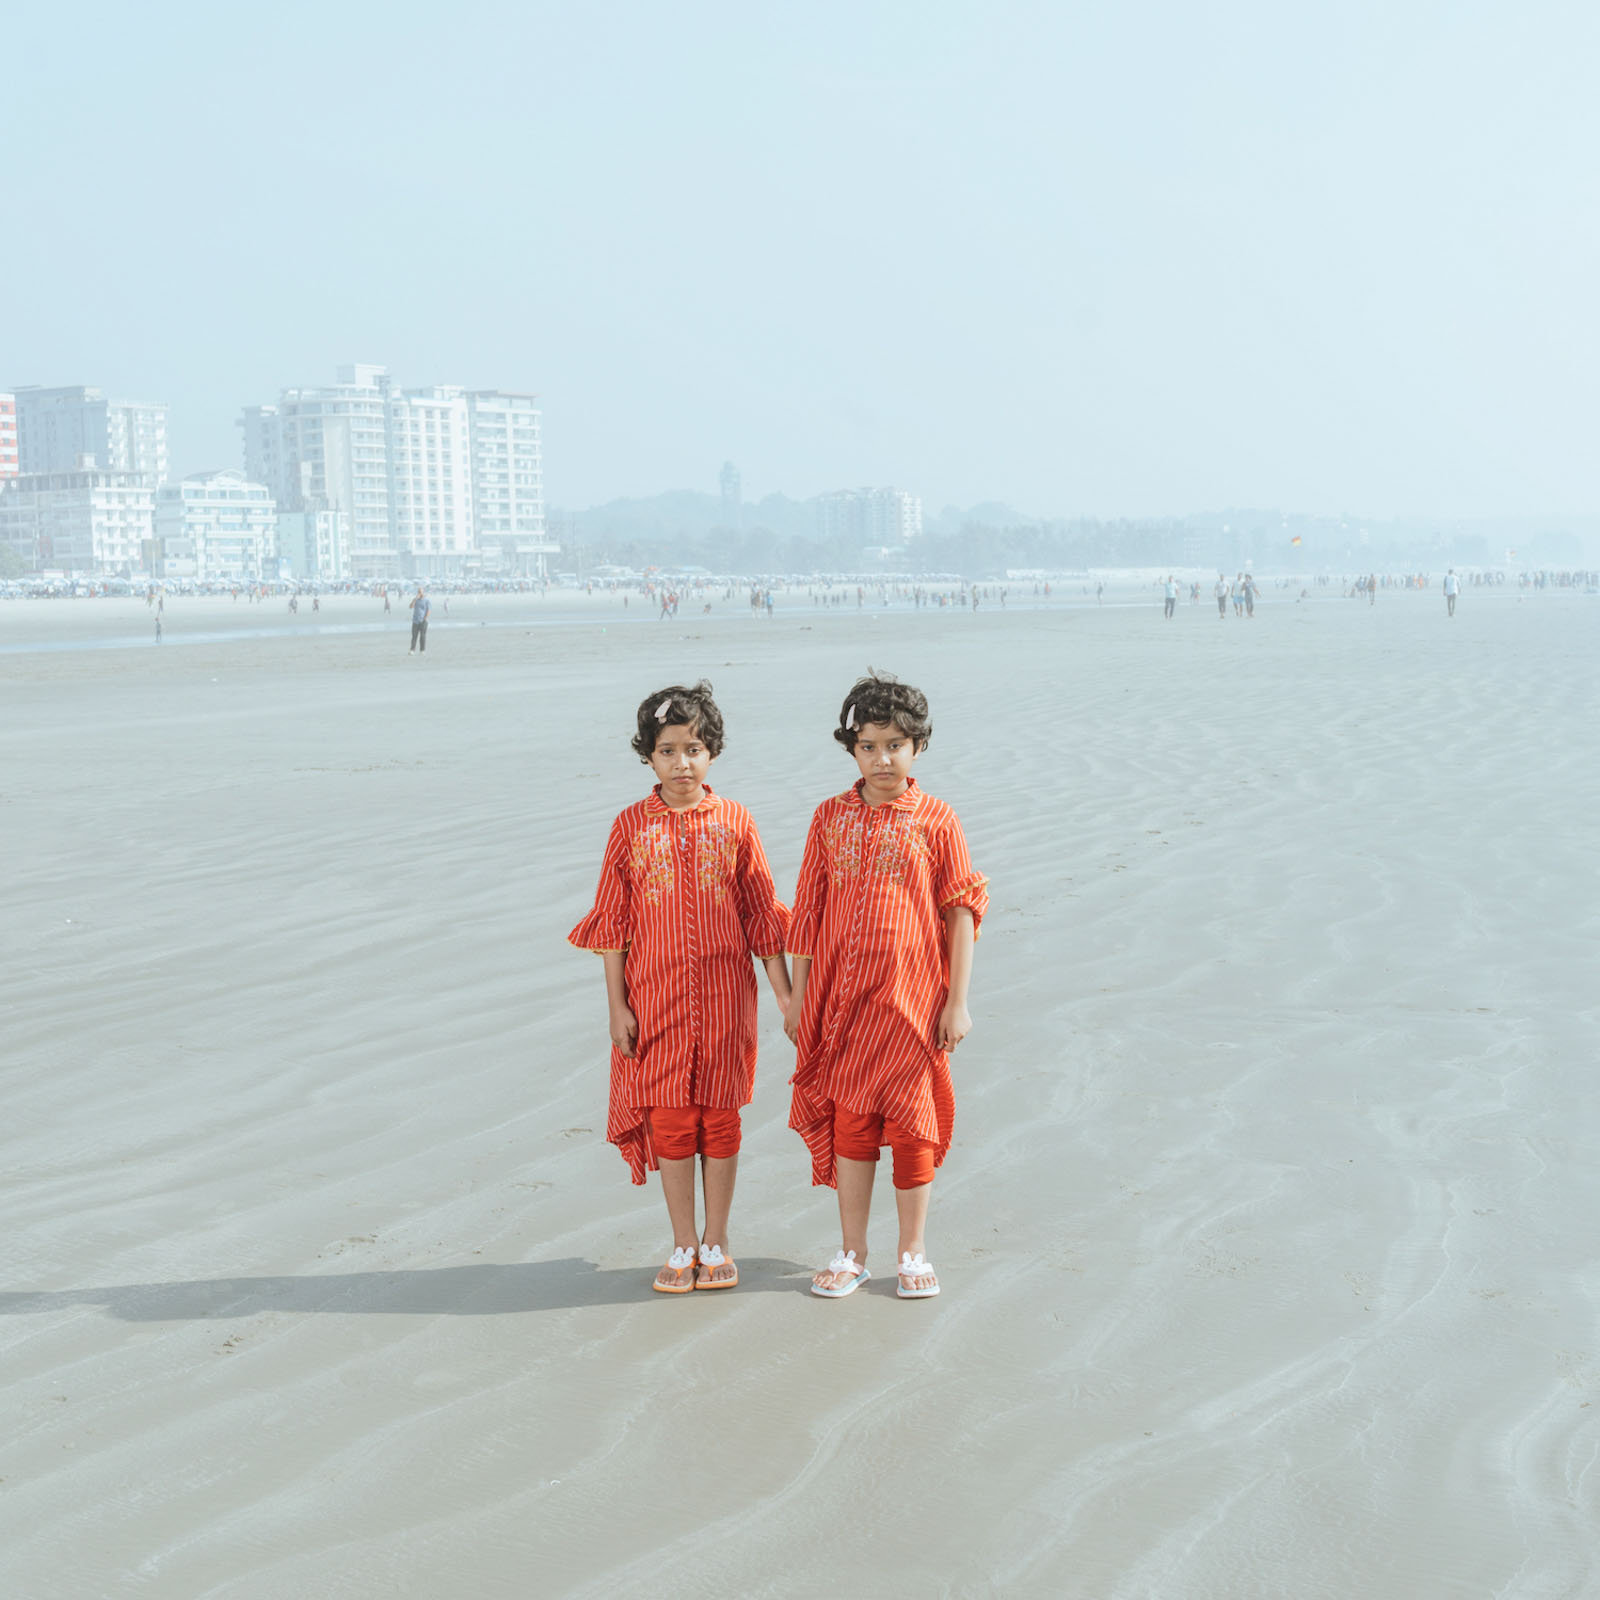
[
  {"left": 652, "top": 1245, "right": 698, "bottom": 1293},
  {"left": 695, "top": 1244, "right": 738, "bottom": 1289}
]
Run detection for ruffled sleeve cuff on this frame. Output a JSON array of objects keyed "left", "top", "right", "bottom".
[
  {"left": 743, "top": 899, "right": 791, "bottom": 961},
  {"left": 785, "top": 904, "right": 819, "bottom": 960},
  {"left": 938, "top": 872, "right": 989, "bottom": 937},
  {"left": 567, "top": 913, "right": 630, "bottom": 954}
]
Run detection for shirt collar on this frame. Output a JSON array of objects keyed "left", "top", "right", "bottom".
[
  {"left": 645, "top": 782, "right": 719, "bottom": 817},
  {"left": 846, "top": 776, "right": 920, "bottom": 813}
]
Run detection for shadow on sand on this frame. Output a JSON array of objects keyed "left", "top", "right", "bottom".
[{"left": 0, "top": 1256, "right": 818, "bottom": 1320}]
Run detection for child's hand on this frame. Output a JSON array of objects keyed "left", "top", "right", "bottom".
[
  {"left": 783, "top": 1004, "right": 801, "bottom": 1045},
  {"left": 936, "top": 1002, "right": 971, "bottom": 1054},
  {"left": 610, "top": 1005, "right": 639, "bottom": 1058}
]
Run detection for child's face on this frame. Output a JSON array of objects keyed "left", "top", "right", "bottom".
[
  {"left": 649, "top": 722, "right": 714, "bottom": 807},
  {"left": 852, "top": 721, "right": 919, "bottom": 801}
]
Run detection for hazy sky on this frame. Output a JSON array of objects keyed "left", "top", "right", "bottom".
[{"left": 5, "top": 1, "right": 1595, "bottom": 517}]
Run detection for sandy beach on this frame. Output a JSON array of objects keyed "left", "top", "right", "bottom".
[{"left": 2, "top": 584, "right": 1596, "bottom": 1598}]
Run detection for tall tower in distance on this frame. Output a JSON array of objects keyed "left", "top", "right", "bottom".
[{"left": 719, "top": 461, "right": 742, "bottom": 529}]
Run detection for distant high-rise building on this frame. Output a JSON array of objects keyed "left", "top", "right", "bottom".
[
  {"left": 0, "top": 457, "right": 156, "bottom": 573},
  {"left": 10, "top": 386, "right": 169, "bottom": 483},
  {"left": 240, "top": 365, "right": 392, "bottom": 579},
  {"left": 154, "top": 470, "right": 276, "bottom": 583},
  {"left": 240, "top": 366, "right": 552, "bottom": 577},
  {"left": 386, "top": 385, "right": 475, "bottom": 572},
  {"left": 814, "top": 486, "right": 922, "bottom": 544},
  {"left": 0, "top": 393, "right": 17, "bottom": 480},
  {"left": 467, "top": 390, "right": 548, "bottom": 572},
  {"left": 720, "top": 461, "right": 742, "bottom": 529}
]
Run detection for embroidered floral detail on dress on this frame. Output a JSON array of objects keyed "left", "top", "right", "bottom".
[
  {"left": 628, "top": 822, "right": 677, "bottom": 906},
  {"left": 824, "top": 810, "right": 930, "bottom": 887},
  {"left": 823, "top": 812, "right": 865, "bottom": 886},
  {"left": 870, "top": 815, "right": 930, "bottom": 884},
  {"left": 696, "top": 820, "right": 737, "bottom": 900}
]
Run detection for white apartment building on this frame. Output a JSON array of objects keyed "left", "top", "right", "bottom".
[
  {"left": 240, "top": 366, "right": 552, "bottom": 576},
  {"left": 388, "top": 385, "right": 475, "bottom": 574},
  {"left": 240, "top": 364, "right": 391, "bottom": 578},
  {"left": 0, "top": 458, "right": 156, "bottom": 573},
  {"left": 275, "top": 508, "right": 348, "bottom": 580},
  {"left": 815, "top": 486, "right": 923, "bottom": 544},
  {"left": 10, "top": 385, "right": 169, "bottom": 482},
  {"left": 154, "top": 470, "right": 277, "bottom": 583},
  {"left": 466, "top": 390, "right": 550, "bottom": 572}
]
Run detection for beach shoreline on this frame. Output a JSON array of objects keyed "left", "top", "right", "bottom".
[{"left": 2, "top": 590, "right": 1595, "bottom": 1597}]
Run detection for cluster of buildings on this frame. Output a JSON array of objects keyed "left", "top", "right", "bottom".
[
  {"left": 814, "top": 486, "right": 923, "bottom": 545},
  {"left": 715, "top": 465, "right": 923, "bottom": 547},
  {"left": 0, "top": 366, "right": 553, "bottom": 583},
  {"left": 0, "top": 375, "right": 925, "bottom": 582}
]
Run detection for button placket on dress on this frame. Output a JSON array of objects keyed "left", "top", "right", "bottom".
[
  {"left": 823, "top": 801, "right": 881, "bottom": 1062},
  {"left": 679, "top": 807, "right": 703, "bottom": 1076}
]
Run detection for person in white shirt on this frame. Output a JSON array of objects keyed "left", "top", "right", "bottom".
[
  {"left": 1444, "top": 568, "right": 1460, "bottom": 617},
  {"left": 1163, "top": 576, "right": 1177, "bottom": 619}
]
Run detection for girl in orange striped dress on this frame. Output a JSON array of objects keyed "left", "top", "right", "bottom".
[
  {"left": 569, "top": 682, "right": 791, "bottom": 1294},
  {"left": 785, "top": 673, "right": 987, "bottom": 1300}
]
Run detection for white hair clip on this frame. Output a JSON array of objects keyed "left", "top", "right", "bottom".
[
  {"left": 655, "top": 697, "right": 672, "bottom": 721},
  {"left": 845, "top": 704, "right": 858, "bottom": 730}
]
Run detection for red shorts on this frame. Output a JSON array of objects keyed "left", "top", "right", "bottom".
[
  {"left": 832, "top": 1106, "right": 937, "bottom": 1190},
  {"left": 646, "top": 1104, "right": 742, "bottom": 1161}
]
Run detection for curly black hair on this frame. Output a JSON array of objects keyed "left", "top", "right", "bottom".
[
  {"left": 631, "top": 680, "right": 725, "bottom": 761},
  {"left": 832, "top": 671, "right": 932, "bottom": 754}
]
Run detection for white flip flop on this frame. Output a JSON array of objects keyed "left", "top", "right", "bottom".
[
  {"left": 895, "top": 1252, "right": 940, "bottom": 1298},
  {"left": 810, "top": 1249, "right": 871, "bottom": 1298}
]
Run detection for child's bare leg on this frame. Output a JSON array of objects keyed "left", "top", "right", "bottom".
[
  {"left": 812, "top": 1156, "right": 875, "bottom": 1289},
  {"left": 698, "top": 1154, "right": 738, "bottom": 1283},
  {"left": 895, "top": 1181, "right": 937, "bottom": 1293},
  {"left": 656, "top": 1156, "right": 698, "bottom": 1287}
]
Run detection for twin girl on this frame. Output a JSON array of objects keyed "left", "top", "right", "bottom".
[{"left": 568, "top": 673, "right": 986, "bottom": 1299}]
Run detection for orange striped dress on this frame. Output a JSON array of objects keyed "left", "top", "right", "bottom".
[
  {"left": 787, "top": 778, "right": 988, "bottom": 1187},
  {"left": 568, "top": 786, "right": 789, "bottom": 1184}
]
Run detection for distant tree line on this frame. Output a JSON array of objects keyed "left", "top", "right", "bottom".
[
  {"left": 553, "top": 506, "right": 1592, "bottom": 579},
  {"left": 562, "top": 517, "right": 1262, "bottom": 578}
]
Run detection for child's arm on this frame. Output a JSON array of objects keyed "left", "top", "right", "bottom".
[
  {"left": 784, "top": 956, "right": 810, "bottom": 1043},
  {"left": 937, "top": 907, "right": 975, "bottom": 1052},
  {"left": 602, "top": 950, "right": 637, "bottom": 1058},
  {"left": 733, "top": 815, "right": 792, "bottom": 1020},
  {"left": 762, "top": 953, "right": 792, "bottom": 1018}
]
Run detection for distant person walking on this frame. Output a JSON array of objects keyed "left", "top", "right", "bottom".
[
  {"left": 1215, "top": 575, "right": 1229, "bottom": 619},
  {"left": 409, "top": 587, "right": 430, "bottom": 653},
  {"left": 1368, "top": 572, "right": 1377, "bottom": 606},
  {"left": 1444, "top": 568, "right": 1459, "bottom": 617},
  {"left": 1163, "top": 576, "right": 1177, "bottom": 619},
  {"left": 1242, "top": 572, "right": 1257, "bottom": 618}
]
